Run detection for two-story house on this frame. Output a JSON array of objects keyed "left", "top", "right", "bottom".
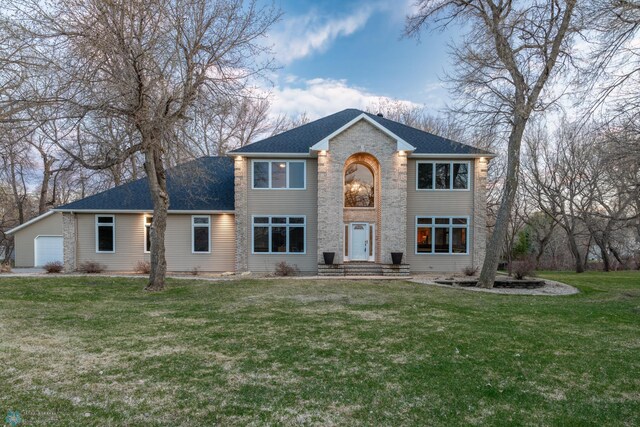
[{"left": 8, "top": 109, "right": 493, "bottom": 276}]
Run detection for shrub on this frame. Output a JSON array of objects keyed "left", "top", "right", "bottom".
[
  {"left": 0, "top": 263, "right": 12, "bottom": 273},
  {"left": 510, "top": 259, "right": 536, "bottom": 280},
  {"left": 134, "top": 260, "right": 151, "bottom": 274},
  {"left": 274, "top": 261, "right": 299, "bottom": 277},
  {"left": 462, "top": 266, "right": 478, "bottom": 276},
  {"left": 78, "top": 261, "right": 106, "bottom": 274},
  {"left": 43, "top": 261, "right": 64, "bottom": 274}
]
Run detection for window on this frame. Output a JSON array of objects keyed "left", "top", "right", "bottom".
[
  {"left": 96, "top": 215, "right": 115, "bottom": 253},
  {"left": 344, "top": 163, "right": 375, "bottom": 207},
  {"left": 192, "top": 216, "right": 210, "bottom": 253},
  {"left": 415, "top": 217, "right": 468, "bottom": 254},
  {"left": 252, "top": 216, "right": 305, "bottom": 254},
  {"left": 252, "top": 160, "right": 306, "bottom": 189},
  {"left": 416, "top": 161, "right": 470, "bottom": 190},
  {"left": 144, "top": 216, "right": 152, "bottom": 253}
]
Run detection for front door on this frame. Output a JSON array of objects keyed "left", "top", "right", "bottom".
[{"left": 350, "top": 223, "right": 369, "bottom": 261}]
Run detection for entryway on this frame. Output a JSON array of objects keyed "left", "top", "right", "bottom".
[
  {"left": 350, "top": 223, "right": 368, "bottom": 260},
  {"left": 345, "top": 222, "right": 375, "bottom": 262}
]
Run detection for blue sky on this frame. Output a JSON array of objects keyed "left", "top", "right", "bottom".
[{"left": 263, "top": 0, "right": 460, "bottom": 119}]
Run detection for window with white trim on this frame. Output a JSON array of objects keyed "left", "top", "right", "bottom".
[
  {"left": 96, "top": 215, "right": 115, "bottom": 253},
  {"left": 253, "top": 216, "right": 305, "bottom": 254},
  {"left": 417, "top": 161, "right": 470, "bottom": 190},
  {"left": 252, "top": 160, "right": 306, "bottom": 189},
  {"left": 416, "top": 217, "right": 468, "bottom": 254},
  {"left": 192, "top": 215, "right": 210, "bottom": 253},
  {"left": 144, "top": 216, "right": 152, "bottom": 253}
]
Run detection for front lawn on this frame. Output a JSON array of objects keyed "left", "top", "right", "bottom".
[{"left": 0, "top": 272, "right": 638, "bottom": 426}]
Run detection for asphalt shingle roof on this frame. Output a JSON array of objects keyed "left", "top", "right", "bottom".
[
  {"left": 57, "top": 156, "right": 234, "bottom": 211},
  {"left": 230, "top": 108, "right": 492, "bottom": 155}
]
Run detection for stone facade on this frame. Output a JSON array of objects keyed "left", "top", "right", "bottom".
[
  {"left": 472, "top": 157, "right": 488, "bottom": 269},
  {"left": 62, "top": 212, "right": 76, "bottom": 272},
  {"left": 234, "top": 156, "right": 249, "bottom": 272},
  {"left": 317, "top": 120, "right": 407, "bottom": 264}
]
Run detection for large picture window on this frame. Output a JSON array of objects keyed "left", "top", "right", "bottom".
[
  {"left": 252, "top": 160, "right": 306, "bottom": 189},
  {"left": 344, "top": 163, "right": 375, "bottom": 207},
  {"left": 95, "top": 215, "right": 115, "bottom": 253},
  {"left": 192, "top": 215, "right": 210, "bottom": 253},
  {"left": 416, "top": 161, "right": 470, "bottom": 190},
  {"left": 416, "top": 217, "right": 468, "bottom": 254},
  {"left": 252, "top": 216, "right": 305, "bottom": 254}
]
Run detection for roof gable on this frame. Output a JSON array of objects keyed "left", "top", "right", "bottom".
[{"left": 309, "top": 113, "right": 416, "bottom": 152}]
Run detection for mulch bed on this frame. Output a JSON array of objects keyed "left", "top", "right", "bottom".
[{"left": 435, "top": 278, "right": 546, "bottom": 289}]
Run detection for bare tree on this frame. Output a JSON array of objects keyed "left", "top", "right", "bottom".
[
  {"left": 407, "top": 0, "right": 579, "bottom": 287},
  {"left": 13, "top": 0, "right": 278, "bottom": 290},
  {"left": 179, "top": 94, "right": 274, "bottom": 159},
  {"left": 583, "top": 0, "right": 640, "bottom": 119}
]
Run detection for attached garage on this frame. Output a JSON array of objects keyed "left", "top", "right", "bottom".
[
  {"left": 7, "top": 211, "right": 64, "bottom": 268},
  {"left": 34, "top": 235, "right": 64, "bottom": 266}
]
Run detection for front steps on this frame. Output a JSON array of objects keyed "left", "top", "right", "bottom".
[{"left": 318, "top": 262, "right": 410, "bottom": 277}]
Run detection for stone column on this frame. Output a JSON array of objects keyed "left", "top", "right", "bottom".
[
  {"left": 62, "top": 212, "right": 76, "bottom": 272},
  {"left": 316, "top": 150, "right": 343, "bottom": 263},
  {"left": 379, "top": 151, "right": 408, "bottom": 264},
  {"left": 234, "top": 156, "right": 249, "bottom": 272},
  {"left": 472, "top": 157, "right": 488, "bottom": 269}
]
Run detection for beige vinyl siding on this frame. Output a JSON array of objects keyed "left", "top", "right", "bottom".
[
  {"left": 246, "top": 159, "right": 318, "bottom": 273},
  {"left": 406, "top": 159, "right": 475, "bottom": 272},
  {"left": 13, "top": 212, "right": 63, "bottom": 267},
  {"left": 75, "top": 213, "right": 235, "bottom": 272}
]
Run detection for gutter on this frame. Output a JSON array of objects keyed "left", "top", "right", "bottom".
[{"left": 53, "top": 209, "right": 235, "bottom": 214}]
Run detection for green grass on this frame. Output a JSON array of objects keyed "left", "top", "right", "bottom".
[{"left": 0, "top": 272, "right": 638, "bottom": 426}]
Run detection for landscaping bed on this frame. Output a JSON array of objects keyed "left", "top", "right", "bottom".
[{"left": 435, "top": 277, "right": 546, "bottom": 288}]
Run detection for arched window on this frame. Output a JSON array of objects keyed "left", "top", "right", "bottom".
[{"left": 344, "top": 163, "right": 374, "bottom": 207}]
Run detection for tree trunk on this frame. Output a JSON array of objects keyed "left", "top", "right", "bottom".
[
  {"left": 478, "top": 118, "right": 527, "bottom": 288},
  {"left": 9, "top": 158, "right": 25, "bottom": 224},
  {"left": 39, "top": 157, "right": 54, "bottom": 215},
  {"left": 598, "top": 242, "right": 611, "bottom": 272},
  {"left": 567, "top": 234, "right": 585, "bottom": 273},
  {"left": 143, "top": 144, "right": 169, "bottom": 291},
  {"left": 609, "top": 245, "right": 624, "bottom": 267},
  {"left": 583, "top": 236, "right": 592, "bottom": 271}
]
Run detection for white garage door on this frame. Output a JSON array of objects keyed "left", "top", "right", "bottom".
[{"left": 35, "top": 236, "right": 64, "bottom": 267}]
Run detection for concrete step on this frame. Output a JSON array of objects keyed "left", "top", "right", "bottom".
[{"left": 318, "top": 263, "right": 411, "bottom": 277}]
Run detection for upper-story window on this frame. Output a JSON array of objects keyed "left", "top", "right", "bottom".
[
  {"left": 417, "top": 161, "right": 470, "bottom": 190},
  {"left": 252, "top": 160, "right": 306, "bottom": 189},
  {"left": 344, "top": 163, "right": 375, "bottom": 208}
]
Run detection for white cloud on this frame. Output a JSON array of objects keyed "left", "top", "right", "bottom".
[
  {"left": 267, "top": 77, "right": 420, "bottom": 119},
  {"left": 269, "top": 7, "right": 374, "bottom": 65}
]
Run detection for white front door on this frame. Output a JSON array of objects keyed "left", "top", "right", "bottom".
[{"left": 350, "top": 223, "right": 369, "bottom": 261}]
